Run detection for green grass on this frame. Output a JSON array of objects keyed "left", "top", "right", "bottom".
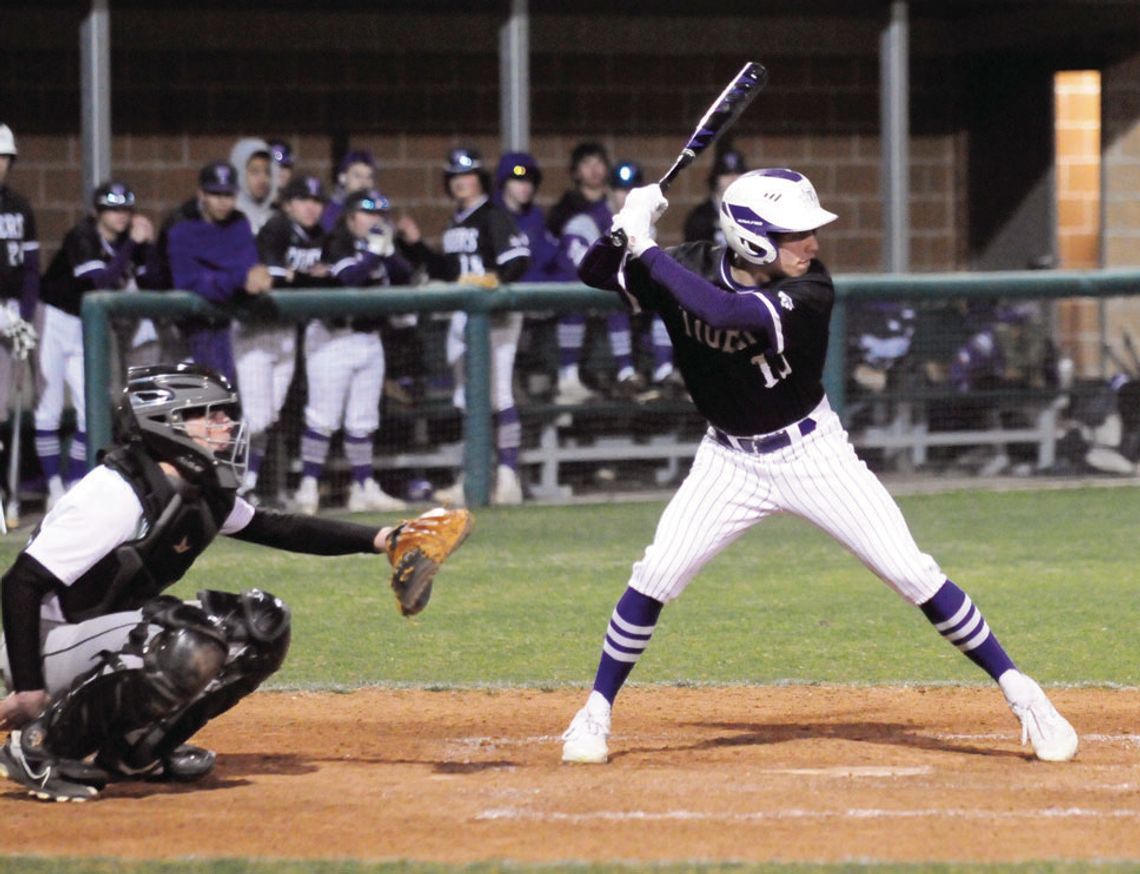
[
  {"left": 1, "top": 485, "right": 1138, "bottom": 874},
  {"left": 2, "top": 485, "right": 1136, "bottom": 689}
]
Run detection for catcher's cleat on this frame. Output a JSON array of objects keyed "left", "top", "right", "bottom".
[
  {"left": 388, "top": 507, "right": 474, "bottom": 616},
  {"left": 561, "top": 697, "right": 611, "bottom": 764},
  {"left": 162, "top": 744, "right": 216, "bottom": 781},
  {"left": 1000, "top": 670, "right": 1079, "bottom": 762},
  {"left": 0, "top": 729, "right": 100, "bottom": 802},
  {"left": 95, "top": 743, "right": 216, "bottom": 783}
]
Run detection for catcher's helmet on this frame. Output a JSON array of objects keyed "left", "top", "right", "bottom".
[
  {"left": 93, "top": 180, "right": 136, "bottom": 211},
  {"left": 718, "top": 168, "right": 837, "bottom": 266},
  {"left": 0, "top": 123, "right": 16, "bottom": 158},
  {"left": 495, "top": 151, "right": 542, "bottom": 191},
  {"left": 117, "top": 363, "right": 248, "bottom": 490},
  {"left": 609, "top": 160, "right": 644, "bottom": 191}
]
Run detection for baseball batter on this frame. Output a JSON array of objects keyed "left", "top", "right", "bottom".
[
  {"left": 36, "top": 181, "right": 154, "bottom": 508},
  {"left": 0, "top": 363, "right": 470, "bottom": 802},
  {"left": 560, "top": 170, "right": 1078, "bottom": 765}
]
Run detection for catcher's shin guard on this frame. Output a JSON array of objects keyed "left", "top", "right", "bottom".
[
  {"left": 109, "top": 589, "right": 291, "bottom": 773},
  {"left": 33, "top": 599, "right": 228, "bottom": 765}
]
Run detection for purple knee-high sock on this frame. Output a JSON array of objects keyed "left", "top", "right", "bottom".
[
  {"left": 592, "top": 586, "right": 664, "bottom": 704},
  {"left": 920, "top": 579, "right": 1016, "bottom": 681}
]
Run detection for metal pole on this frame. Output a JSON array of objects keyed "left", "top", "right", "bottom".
[
  {"left": 499, "top": 0, "right": 530, "bottom": 152},
  {"left": 880, "top": 0, "right": 909, "bottom": 273},
  {"left": 80, "top": 0, "right": 112, "bottom": 199},
  {"left": 462, "top": 312, "right": 493, "bottom": 507}
]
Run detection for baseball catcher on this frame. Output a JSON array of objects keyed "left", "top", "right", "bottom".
[{"left": 0, "top": 363, "right": 473, "bottom": 801}]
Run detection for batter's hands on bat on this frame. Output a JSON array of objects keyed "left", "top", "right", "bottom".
[
  {"left": 0, "top": 689, "right": 49, "bottom": 731},
  {"left": 614, "top": 184, "right": 668, "bottom": 258},
  {"left": 244, "top": 264, "right": 273, "bottom": 295}
]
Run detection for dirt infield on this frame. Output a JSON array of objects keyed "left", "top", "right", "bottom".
[{"left": 1, "top": 686, "right": 1137, "bottom": 865}]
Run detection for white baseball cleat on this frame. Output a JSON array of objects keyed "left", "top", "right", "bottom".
[
  {"left": 432, "top": 476, "right": 466, "bottom": 507},
  {"left": 561, "top": 694, "right": 611, "bottom": 764},
  {"left": 493, "top": 464, "right": 524, "bottom": 506},
  {"left": 293, "top": 475, "right": 319, "bottom": 516},
  {"left": 348, "top": 478, "right": 407, "bottom": 512},
  {"left": 999, "top": 670, "right": 1079, "bottom": 762}
]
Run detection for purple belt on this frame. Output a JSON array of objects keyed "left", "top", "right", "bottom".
[{"left": 711, "top": 417, "right": 817, "bottom": 455}]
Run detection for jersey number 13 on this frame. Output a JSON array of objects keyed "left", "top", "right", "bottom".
[{"left": 751, "top": 351, "right": 792, "bottom": 388}]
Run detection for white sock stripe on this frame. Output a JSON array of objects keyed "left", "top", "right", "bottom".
[
  {"left": 956, "top": 621, "right": 991, "bottom": 652},
  {"left": 934, "top": 595, "right": 974, "bottom": 632},
  {"left": 944, "top": 607, "right": 982, "bottom": 643},
  {"left": 606, "top": 628, "right": 650, "bottom": 650},
  {"left": 609, "top": 610, "right": 656, "bottom": 636},
  {"left": 602, "top": 640, "right": 641, "bottom": 663}
]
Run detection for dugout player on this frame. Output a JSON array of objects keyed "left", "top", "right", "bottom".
[
  {"left": 292, "top": 187, "right": 409, "bottom": 515},
  {"left": 560, "top": 169, "right": 1079, "bottom": 765},
  {"left": 0, "top": 123, "right": 40, "bottom": 431},
  {"left": 166, "top": 161, "right": 273, "bottom": 384},
  {"left": 234, "top": 174, "right": 332, "bottom": 504},
  {"left": 229, "top": 138, "right": 278, "bottom": 235},
  {"left": 547, "top": 142, "right": 641, "bottom": 404},
  {"left": 0, "top": 362, "right": 451, "bottom": 802},
  {"left": 268, "top": 139, "right": 295, "bottom": 200},
  {"left": 396, "top": 146, "right": 531, "bottom": 506},
  {"left": 35, "top": 181, "right": 155, "bottom": 510},
  {"left": 682, "top": 147, "right": 748, "bottom": 245},
  {"left": 321, "top": 149, "right": 377, "bottom": 233}
]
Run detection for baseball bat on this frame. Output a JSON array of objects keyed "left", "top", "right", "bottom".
[
  {"left": 4, "top": 358, "right": 25, "bottom": 530},
  {"left": 611, "top": 60, "right": 768, "bottom": 247}
]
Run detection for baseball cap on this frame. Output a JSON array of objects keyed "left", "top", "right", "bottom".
[
  {"left": 344, "top": 188, "right": 390, "bottom": 214},
  {"left": 709, "top": 149, "right": 748, "bottom": 185},
  {"left": 338, "top": 149, "right": 376, "bottom": 174},
  {"left": 268, "top": 140, "right": 293, "bottom": 167},
  {"left": 281, "top": 175, "right": 327, "bottom": 202},
  {"left": 93, "top": 180, "right": 136, "bottom": 210},
  {"left": 610, "top": 160, "right": 643, "bottom": 191},
  {"left": 198, "top": 161, "right": 239, "bottom": 195},
  {"left": 445, "top": 146, "right": 483, "bottom": 176},
  {"left": 495, "top": 152, "right": 542, "bottom": 190}
]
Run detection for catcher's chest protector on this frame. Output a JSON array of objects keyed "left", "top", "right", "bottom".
[{"left": 60, "top": 445, "right": 236, "bottom": 621}]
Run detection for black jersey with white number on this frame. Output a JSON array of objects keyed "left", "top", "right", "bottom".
[
  {"left": 256, "top": 212, "right": 327, "bottom": 288},
  {"left": 613, "top": 241, "right": 832, "bottom": 436},
  {"left": 440, "top": 196, "right": 530, "bottom": 282},
  {"left": 40, "top": 217, "right": 150, "bottom": 316},
  {"left": 0, "top": 186, "right": 37, "bottom": 301}
]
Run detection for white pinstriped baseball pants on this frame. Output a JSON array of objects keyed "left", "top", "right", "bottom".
[{"left": 629, "top": 397, "right": 946, "bottom": 606}]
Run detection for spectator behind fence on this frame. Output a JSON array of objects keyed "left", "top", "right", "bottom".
[
  {"left": 166, "top": 161, "right": 272, "bottom": 384},
  {"left": 35, "top": 181, "right": 154, "bottom": 510},
  {"left": 0, "top": 124, "right": 40, "bottom": 436},
  {"left": 682, "top": 147, "right": 748, "bottom": 245},
  {"left": 235, "top": 174, "right": 332, "bottom": 505},
  {"left": 397, "top": 146, "right": 531, "bottom": 506},
  {"left": 547, "top": 141, "right": 639, "bottom": 404},
  {"left": 321, "top": 149, "right": 376, "bottom": 233},
  {"left": 293, "top": 188, "right": 410, "bottom": 516},
  {"left": 267, "top": 139, "right": 294, "bottom": 202}
]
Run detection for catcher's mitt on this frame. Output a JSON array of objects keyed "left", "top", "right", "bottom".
[{"left": 388, "top": 507, "right": 474, "bottom": 616}]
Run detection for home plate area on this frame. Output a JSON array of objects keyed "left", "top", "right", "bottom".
[{"left": 1, "top": 686, "right": 1136, "bottom": 865}]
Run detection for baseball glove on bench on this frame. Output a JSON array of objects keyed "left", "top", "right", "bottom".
[{"left": 388, "top": 507, "right": 475, "bottom": 616}]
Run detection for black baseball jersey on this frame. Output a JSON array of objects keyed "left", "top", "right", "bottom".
[
  {"left": 580, "top": 239, "right": 831, "bottom": 436},
  {"left": 403, "top": 196, "right": 529, "bottom": 283},
  {"left": 40, "top": 216, "right": 150, "bottom": 316},
  {"left": 257, "top": 212, "right": 327, "bottom": 289},
  {"left": 0, "top": 185, "right": 38, "bottom": 302}
]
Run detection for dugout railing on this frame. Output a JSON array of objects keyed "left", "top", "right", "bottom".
[{"left": 82, "top": 269, "right": 1140, "bottom": 505}]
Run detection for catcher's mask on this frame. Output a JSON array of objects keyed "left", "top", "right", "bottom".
[{"left": 117, "top": 363, "right": 249, "bottom": 490}]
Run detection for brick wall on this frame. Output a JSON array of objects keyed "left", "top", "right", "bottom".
[{"left": 3, "top": 8, "right": 965, "bottom": 273}]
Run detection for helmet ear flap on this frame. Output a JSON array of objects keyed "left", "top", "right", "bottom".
[{"left": 719, "top": 199, "right": 778, "bottom": 265}]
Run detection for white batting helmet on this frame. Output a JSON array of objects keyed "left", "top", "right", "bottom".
[
  {"left": 0, "top": 124, "right": 16, "bottom": 157},
  {"left": 719, "top": 168, "right": 837, "bottom": 265}
]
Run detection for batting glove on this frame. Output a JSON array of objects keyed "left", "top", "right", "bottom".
[{"left": 615, "top": 183, "right": 668, "bottom": 258}]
